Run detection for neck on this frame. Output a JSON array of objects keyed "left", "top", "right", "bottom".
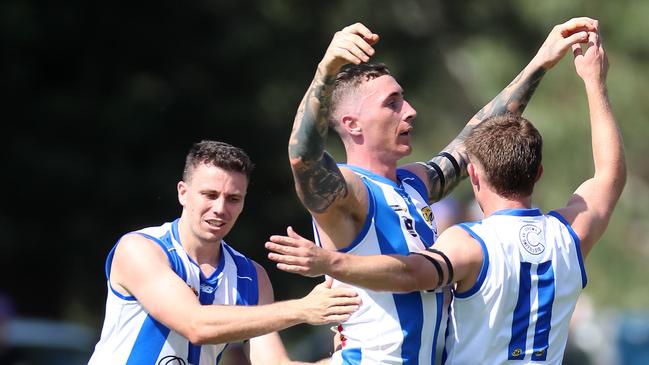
[
  {"left": 346, "top": 150, "right": 399, "bottom": 182},
  {"left": 479, "top": 192, "right": 533, "bottom": 218},
  {"left": 177, "top": 216, "right": 222, "bottom": 266}
]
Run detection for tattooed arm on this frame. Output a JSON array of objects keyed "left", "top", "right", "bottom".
[
  {"left": 288, "top": 23, "right": 379, "bottom": 247},
  {"left": 403, "top": 17, "right": 598, "bottom": 203}
]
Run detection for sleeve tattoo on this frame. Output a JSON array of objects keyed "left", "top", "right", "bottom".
[
  {"left": 289, "top": 74, "right": 348, "bottom": 214},
  {"left": 424, "top": 66, "right": 547, "bottom": 202}
]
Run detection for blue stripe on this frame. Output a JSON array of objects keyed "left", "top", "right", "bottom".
[
  {"left": 224, "top": 244, "right": 259, "bottom": 306},
  {"left": 532, "top": 261, "right": 555, "bottom": 361},
  {"left": 187, "top": 342, "right": 201, "bottom": 364},
  {"left": 399, "top": 183, "right": 434, "bottom": 247},
  {"left": 341, "top": 347, "right": 362, "bottom": 364},
  {"left": 548, "top": 211, "right": 587, "bottom": 288},
  {"left": 125, "top": 315, "right": 171, "bottom": 364},
  {"left": 430, "top": 291, "right": 444, "bottom": 365},
  {"left": 441, "top": 295, "right": 453, "bottom": 365},
  {"left": 370, "top": 181, "right": 423, "bottom": 364},
  {"left": 454, "top": 224, "right": 489, "bottom": 298},
  {"left": 492, "top": 208, "right": 542, "bottom": 217},
  {"left": 138, "top": 232, "right": 188, "bottom": 282},
  {"left": 397, "top": 169, "right": 429, "bottom": 201},
  {"left": 509, "top": 262, "right": 532, "bottom": 360},
  {"left": 338, "top": 180, "right": 375, "bottom": 253}
]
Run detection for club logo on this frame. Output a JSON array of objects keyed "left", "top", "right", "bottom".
[
  {"left": 519, "top": 224, "right": 544, "bottom": 255},
  {"left": 421, "top": 206, "right": 434, "bottom": 225}
]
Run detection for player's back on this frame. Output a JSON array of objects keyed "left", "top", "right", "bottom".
[{"left": 444, "top": 208, "right": 586, "bottom": 365}]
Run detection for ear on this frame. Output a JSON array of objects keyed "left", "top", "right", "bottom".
[
  {"left": 534, "top": 164, "right": 544, "bottom": 183},
  {"left": 341, "top": 114, "right": 362, "bottom": 136},
  {"left": 177, "top": 181, "right": 188, "bottom": 207},
  {"left": 468, "top": 163, "right": 480, "bottom": 189}
]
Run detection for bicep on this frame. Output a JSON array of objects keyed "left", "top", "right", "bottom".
[{"left": 111, "top": 235, "right": 201, "bottom": 334}]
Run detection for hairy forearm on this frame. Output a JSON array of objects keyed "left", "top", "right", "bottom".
[{"left": 289, "top": 70, "right": 348, "bottom": 213}]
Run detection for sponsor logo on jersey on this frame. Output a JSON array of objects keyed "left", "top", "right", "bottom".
[
  {"left": 200, "top": 283, "right": 216, "bottom": 294},
  {"left": 421, "top": 206, "right": 433, "bottom": 225},
  {"left": 519, "top": 224, "right": 545, "bottom": 255}
]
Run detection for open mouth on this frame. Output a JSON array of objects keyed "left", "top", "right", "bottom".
[{"left": 206, "top": 219, "right": 225, "bottom": 228}]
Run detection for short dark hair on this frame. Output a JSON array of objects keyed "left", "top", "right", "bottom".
[
  {"left": 183, "top": 140, "right": 254, "bottom": 182},
  {"left": 329, "top": 63, "right": 392, "bottom": 128},
  {"left": 465, "top": 113, "right": 543, "bottom": 198}
]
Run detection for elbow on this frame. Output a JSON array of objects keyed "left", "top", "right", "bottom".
[{"left": 182, "top": 315, "right": 216, "bottom": 345}]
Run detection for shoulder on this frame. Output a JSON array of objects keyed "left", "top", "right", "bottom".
[
  {"left": 114, "top": 233, "right": 169, "bottom": 264},
  {"left": 250, "top": 261, "right": 275, "bottom": 304}
]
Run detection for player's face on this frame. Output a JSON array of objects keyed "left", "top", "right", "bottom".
[
  {"left": 356, "top": 75, "right": 417, "bottom": 159},
  {"left": 178, "top": 163, "right": 247, "bottom": 243}
]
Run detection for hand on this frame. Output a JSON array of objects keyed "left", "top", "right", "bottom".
[
  {"left": 298, "top": 277, "right": 360, "bottom": 325},
  {"left": 573, "top": 30, "right": 608, "bottom": 86},
  {"left": 534, "top": 17, "right": 598, "bottom": 69},
  {"left": 266, "top": 226, "right": 333, "bottom": 277},
  {"left": 318, "top": 22, "right": 380, "bottom": 76}
]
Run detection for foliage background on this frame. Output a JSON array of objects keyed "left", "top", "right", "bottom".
[{"left": 2, "top": 0, "right": 648, "bottom": 359}]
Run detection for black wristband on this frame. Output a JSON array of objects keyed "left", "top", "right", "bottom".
[
  {"left": 437, "top": 151, "right": 461, "bottom": 178},
  {"left": 426, "top": 161, "right": 445, "bottom": 197}
]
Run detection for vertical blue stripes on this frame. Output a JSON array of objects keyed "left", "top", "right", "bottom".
[
  {"left": 532, "top": 261, "right": 555, "bottom": 361},
  {"left": 430, "top": 291, "right": 444, "bottom": 365},
  {"left": 224, "top": 244, "right": 259, "bottom": 306},
  {"left": 125, "top": 315, "right": 171, "bottom": 365},
  {"left": 370, "top": 181, "right": 424, "bottom": 364},
  {"left": 509, "top": 262, "right": 532, "bottom": 360}
]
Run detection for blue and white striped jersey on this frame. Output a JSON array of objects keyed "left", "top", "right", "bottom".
[
  {"left": 320, "top": 165, "right": 450, "bottom": 365},
  {"left": 443, "top": 208, "right": 586, "bottom": 365},
  {"left": 88, "top": 219, "right": 259, "bottom": 365}
]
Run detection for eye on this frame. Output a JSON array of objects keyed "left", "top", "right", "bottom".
[
  {"left": 203, "top": 192, "right": 218, "bottom": 200},
  {"left": 228, "top": 196, "right": 243, "bottom": 203}
]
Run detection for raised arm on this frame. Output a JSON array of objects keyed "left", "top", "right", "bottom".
[
  {"left": 404, "top": 17, "right": 597, "bottom": 203},
  {"left": 289, "top": 23, "right": 378, "bottom": 214},
  {"left": 110, "top": 235, "right": 360, "bottom": 345},
  {"left": 555, "top": 28, "right": 626, "bottom": 258}
]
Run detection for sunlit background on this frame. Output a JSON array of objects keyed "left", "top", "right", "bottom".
[{"left": 2, "top": 0, "right": 648, "bottom": 364}]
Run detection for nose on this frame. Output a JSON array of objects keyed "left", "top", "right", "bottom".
[
  {"left": 212, "top": 196, "right": 228, "bottom": 217},
  {"left": 403, "top": 100, "right": 417, "bottom": 122}
]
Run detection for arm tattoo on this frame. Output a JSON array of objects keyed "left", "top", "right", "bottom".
[
  {"left": 289, "top": 72, "right": 347, "bottom": 213},
  {"left": 475, "top": 67, "right": 546, "bottom": 121},
  {"left": 293, "top": 152, "right": 348, "bottom": 214},
  {"left": 426, "top": 65, "right": 546, "bottom": 201}
]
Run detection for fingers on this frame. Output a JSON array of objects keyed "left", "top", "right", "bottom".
[
  {"left": 286, "top": 226, "right": 302, "bottom": 239},
  {"left": 572, "top": 42, "right": 583, "bottom": 59},
  {"left": 342, "top": 22, "right": 379, "bottom": 45},
  {"left": 559, "top": 17, "right": 598, "bottom": 36},
  {"left": 563, "top": 31, "right": 589, "bottom": 47},
  {"left": 267, "top": 235, "right": 301, "bottom": 249},
  {"left": 332, "top": 23, "right": 378, "bottom": 64}
]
